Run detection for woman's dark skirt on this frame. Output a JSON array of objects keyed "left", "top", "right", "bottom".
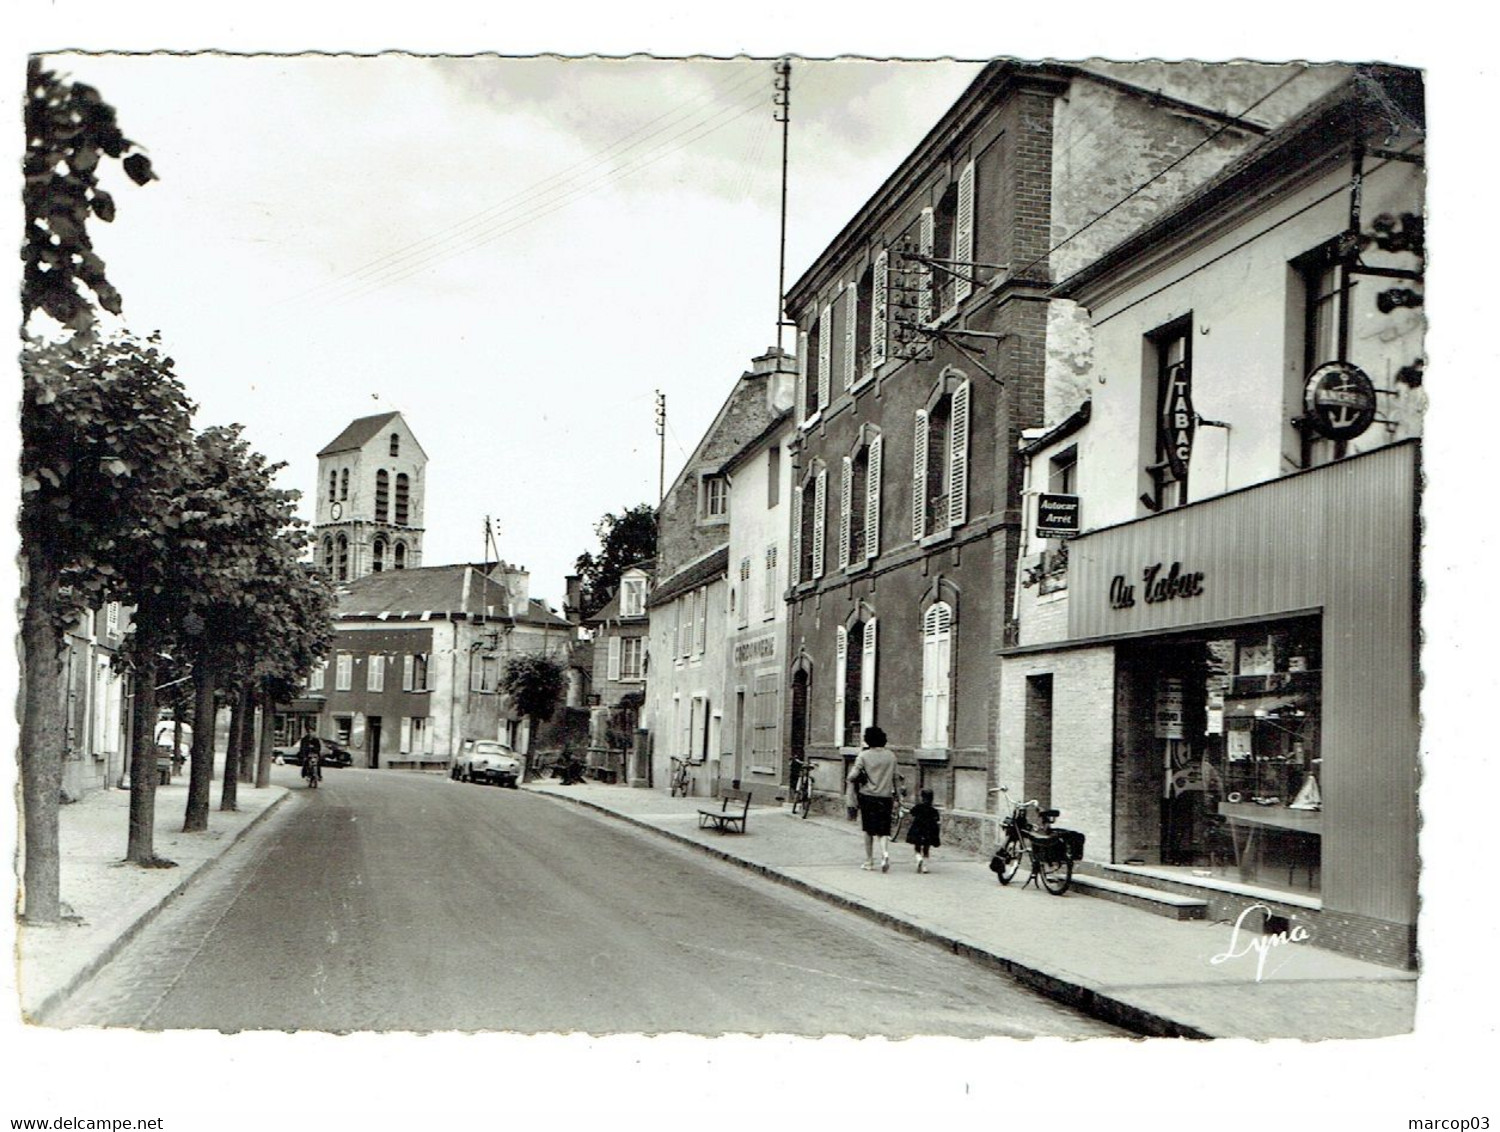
[{"left": 857, "top": 794, "right": 894, "bottom": 837}]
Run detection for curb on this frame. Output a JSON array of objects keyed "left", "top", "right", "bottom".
[
  {"left": 533, "top": 788, "right": 1210, "bottom": 1039},
  {"left": 28, "top": 789, "right": 291, "bottom": 1025}
]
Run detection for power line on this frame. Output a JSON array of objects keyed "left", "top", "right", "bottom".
[
  {"left": 277, "top": 66, "right": 769, "bottom": 312},
  {"left": 321, "top": 91, "right": 770, "bottom": 310},
  {"left": 1011, "top": 66, "right": 1311, "bottom": 283}
]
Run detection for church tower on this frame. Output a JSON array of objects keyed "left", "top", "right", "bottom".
[{"left": 314, "top": 411, "right": 427, "bottom": 582}]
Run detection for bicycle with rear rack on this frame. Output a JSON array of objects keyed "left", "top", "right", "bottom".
[
  {"left": 986, "top": 786, "right": 1083, "bottom": 896},
  {"left": 669, "top": 756, "right": 698, "bottom": 798},
  {"left": 788, "top": 756, "right": 814, "bottom": 818}
]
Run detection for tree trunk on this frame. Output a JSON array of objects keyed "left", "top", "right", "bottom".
[
  {"left": 126, "top": 608, "right": 171, "bottom": 866},
  {"left": 220, "top": 684, "right": 244, "bottom": 812},
  {"left": 183, "top": 664, "right": 217, "bottom": 831},
  {"left": 237, "top": 685, "right": 256, "bottom": 782},
  {"left": 19, "top": 552, "right": 67, "bottom": 923},
  {"left": 254, "top": 683, "right": 276, "bottom": 788}
]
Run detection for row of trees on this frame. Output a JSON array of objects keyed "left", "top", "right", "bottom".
[{"left": 20, "top": 59, "right": 334, "bottom": 923}]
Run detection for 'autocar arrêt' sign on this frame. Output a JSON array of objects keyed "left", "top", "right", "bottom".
[{"left": 1036, "top": 493, "right": 1080, "bottom": 539}]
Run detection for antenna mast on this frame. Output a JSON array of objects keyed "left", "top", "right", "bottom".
[
  {"left": 654, "top": 391, "right": 667, "bottom": 506},
  {"left": 774, "top": 57, "right": 793, "bottom": 354}
]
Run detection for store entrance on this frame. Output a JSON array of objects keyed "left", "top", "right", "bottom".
[{"left": 1115, "top": 618, "right": 1323, "bottom": 896}]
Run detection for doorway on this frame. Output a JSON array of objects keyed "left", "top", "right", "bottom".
[{"left": 368, "top": 717, "right": 382, "bottom": 769}]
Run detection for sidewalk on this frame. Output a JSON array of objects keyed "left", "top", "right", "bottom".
[
  {"left": 529, "top": 781, "right": 1417, "bottom": 1040},
  {"left": 14, "top": 776, "right": 289, "bottom": 1023}
]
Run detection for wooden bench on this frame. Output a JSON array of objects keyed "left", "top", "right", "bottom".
[{"left": 698, "top": 787, "right": 752, "bottom": 833}]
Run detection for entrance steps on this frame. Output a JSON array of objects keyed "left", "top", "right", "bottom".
[{"left": 1068, "top": 873, "right": 1209, "bottom": 921}]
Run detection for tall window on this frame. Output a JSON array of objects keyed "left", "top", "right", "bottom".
[
  {"left": 1147, "top": 318, "right": 1193, "bottom": 511},
  {"left": 335, "top": 653, "right": 352, "bottom": 691},
  {"left": 322, "top": 536, "right": 334, "bottom": 575},
  {"left": 327, "top": 470, "right": 337, "bottom": 503},
  {"left": 393, "top": 541, "right": 407, "bottom": 570},
  {"left": 395, "top": 474, "right": 410, "bottom": 525},
  {"left": 791, "top": 463, "right": 827, "bottom": 585},
  {"left": 367, "top": 655, "right": 385, "bottom": 692},
  {"left": 335, "top": 534, "right": 349, "bottom": 581},
  {"left": 762, "top": 544, "right": 778, "bottom": 617},
  {"left": 339, "top": 468, "right": 349, "bottom": 501},
  {"left": 376, "top": 470, "right": 389, "bottom": 522},
  {"left": 834, "top": 616, "right": 878, "bottom": 748},
  {"left": 695, "top": 586, "right": 708, "bottom": 654},
  {"left": 767, "top": 446, "right": 780, "bottom": 508},
  {"left": 403, "top": 653, "right": 429, "bottom": 692},
  {"left": 912, "top": 375, "right": 971, "bottom": 539},
  {"left": 390, "top": 432, "right": 400, "bottom": 457},
  {"left": 855, "top": 263, "right": 873, "bottom": 380},
  {"left": 840, "top": 429, "right": 883, "bottom": 568},
  {"left": 801, "top": 317, "right": 822, "bottom": 421},
  {"left": 920, "top": 602, "right": 954, "bottom": 748},
  {"left": 751, "top": 672, "right": 779, "bottom": 769},
  {"left": 1298, "top": 243, "right": 1346, "bottom": 467},
  {"left": 309, "top": 662, "right": 326, "bottom": 691},
  {"left": 620, "top": 636, "right": 644, "bottom": 681},
  {"left": 372, "top": 536, "right": 386, "bottom": 572},
  {"left": 471, "top": 655, "right": 498, "bottom": 693},
  {"left": 840, "top": 279, "right": 857, "bottom": 392},
  {"left": 932, "top": 181, "right": 958, "bottom": 316},
  {"left": 1050, "top": 446, "right": 1078, "bottom": 495}
]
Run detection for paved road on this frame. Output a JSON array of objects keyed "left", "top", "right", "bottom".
[{"left": 52, "top": 768, "right": 1123, "bottom": 1036}]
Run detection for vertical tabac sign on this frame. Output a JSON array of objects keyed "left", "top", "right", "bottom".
[{"left": 1162, "top": 360, "right": 1195, "bottom": 480}]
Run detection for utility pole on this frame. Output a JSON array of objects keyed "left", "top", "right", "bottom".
[
  {"left": 654, "top": 391, "right": 667, "bottom": 506},
  {"left": 774, "top": 57, "right": 792, "bottom": 355}
]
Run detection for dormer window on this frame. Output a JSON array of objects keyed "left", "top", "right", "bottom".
[{"left": 621, "top": 575, "right": 645, "bottom": 618}]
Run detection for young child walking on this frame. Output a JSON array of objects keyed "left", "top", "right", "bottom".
[{"left": 905, "top": 788, "right": 941, "bottom": 873}]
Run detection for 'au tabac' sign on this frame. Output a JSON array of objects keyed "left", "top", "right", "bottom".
[
  {"left": 1162, "top": 361, "right": 1195, "bottom": 479},
  {"left": 1303, "top": 361, "right": 1377, "bottom": 441},
  {"left": 1036, "top": 492, "right": 1080, "bottom": 539}
]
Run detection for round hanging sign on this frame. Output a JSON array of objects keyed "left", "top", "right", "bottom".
[{"left": 1303, "top": 361, "right": 1377, "bottom": 441}]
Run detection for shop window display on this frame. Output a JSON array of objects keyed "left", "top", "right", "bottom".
[{"left": 1129, "top": 617, "right": 1322, "bottom": 895}]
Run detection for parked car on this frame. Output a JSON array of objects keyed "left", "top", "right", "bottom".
[
  {"left": 453, "top": 740, "right": 522, "bottom": 788},
  {"left": 274, "top": 737, "right": 353, "bottom": 768}
]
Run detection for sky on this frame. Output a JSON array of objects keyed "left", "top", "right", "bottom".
[
  {"left": 5, "top": 1, "right": 1497, "bottom": 1125},
  {"left": 32, "top": 51, "right": 986, "bottom": 607}
]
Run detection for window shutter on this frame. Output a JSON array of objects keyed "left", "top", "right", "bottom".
[
  {"left": 872, "top": 249, "right": 889, "bottom": 369},
  {"left": 949, "top": 380, "right": 971, "bottom": 528},
  {"left": 842, "top": 282, "right": 857, "bottom": 391},
  {"left": 797, "top": 329, "right": 809, "bottom": 423},
  {"left": 400, "top": 716, "right": 412, "bottom": 754},
  {"left": 838, "top": 456, "right": 852, "bottom": 570},
  {"left": 790, "top": 487, "right": 803, "bottom": 586},
  {"left": 918, "top": 207, "right": 935, "bottom": 324},
  {"left": 834, "top": 625, "right": 847, "bottom": 745},
  {"left": 696, "top": 588, "right": 707, "bottom": 653},
  {"left": 764, "top": 544, "right": 778, "bottom": 615},
  {"left": 399, "top": 655, "right": 412, "bottom": 691},
  {"left": 812, "top": 467, "right": 827, "bottom": 579},
  {"left": 739, "top": 557, "right": 751, "bottom": 628},
  {"left": 954, "top": 160, "right": 975, "bottom": 306},
  {"left": 865, "top": 433, "right": 882, "bottom": 559},
  {"left": 921, "top": 603, "right": 952, "bottom": 747},
  {"left": 860, "top": 616, "right": 878, "bottom": 735},
  {"left": 817, "top": 303, "right": 832, "bottom": 409},
  {"left": 607, "top": 635, "right": 621, "bottom": 681},
  {"left": 912, "top": 409, "right": 929, "bottom": 541}
]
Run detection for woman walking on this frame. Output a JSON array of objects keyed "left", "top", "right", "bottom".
[{"left": 847, "top": 726, "right": 899, "bottom": 872}]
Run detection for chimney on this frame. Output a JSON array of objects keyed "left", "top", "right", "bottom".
[
  {"left": 564, "top": 574, "right": 583, "bottom": 623},
  {"left": 751, "top": 344, "right": 797, "bottom": 413}
]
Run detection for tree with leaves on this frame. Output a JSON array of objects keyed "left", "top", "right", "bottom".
[
  {"left": 501, "top": 653, "right": 567, "bottom": 728},
  {"left": 24, "top": 56, "right": 155, "bottom": 333},
  {"left": 573, "top": 503, "right": 657, "bottom": 617},
  {"left": 19, "top": 333, "right": 196, "bottom": 916}
]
